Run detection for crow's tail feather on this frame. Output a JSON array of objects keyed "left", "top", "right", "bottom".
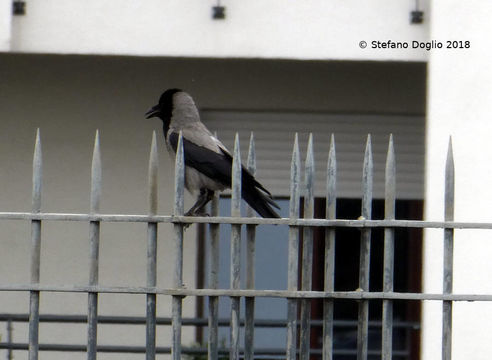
[{"left": 242, "top": 185, "right": 280, "bottom": 218}]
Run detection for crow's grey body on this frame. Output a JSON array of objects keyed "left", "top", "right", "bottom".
[
  {"left": 146, "top": 89, "right": 280, "bottom": 218},
  {"left": 165, "top": 92, "right": 227, "bottom": 193}
]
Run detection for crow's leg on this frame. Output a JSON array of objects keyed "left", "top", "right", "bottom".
[{"left": 185, "top": 188, "right": 215, "bottom": 216}]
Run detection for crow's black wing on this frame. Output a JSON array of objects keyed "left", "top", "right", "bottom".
[
  {"left": 169, "top": 132, "right": 232, "bottom": 187},
  {"left": 169, "top": 132, "right": 280, "bottom": 218}
]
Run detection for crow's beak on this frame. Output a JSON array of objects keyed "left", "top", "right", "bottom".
[{"left": 145, "top": 105, "right": 160, "bottom": 119}]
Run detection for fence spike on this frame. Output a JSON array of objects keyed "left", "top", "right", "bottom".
[
  {"left": 357, "top": 133, "right": 373, "bottom": 360},
  {"left": 442, "top": 136, "right": 455, "bottom": 360},
  {"left": 384, "top": 134, "right": 396, "bottom": 219},
  {"left": 302, "top": 133, "right": 315, "bottom": 285},
  {"left": 29, "top": 128, "right": 42, "bottom": 360},
  {"left": 230, "top": 133, "right": 242, "bottom": 360},
  {"left": 32, "top": 129, "right": 42, "bottom": 213},
  {"left": 323, "top": 134, "right": 336, "bottom": 360},
  {"left": 173, "top": 131, "right": 184, "bottom": 216},
  {"left": 382, "top": 134, "right": 396, "bottom": 360},
  {"left": 445, "top": 137, "right": 454, "bottom": 221},
  {"left": 288, "top": 132, "right": 301, "bottom": 284},
  {"left": 146, "top": 131, "right": 159, "bottom": 360},
  {"left": 148, "top": 131, "right": 159, "bottom": 216},
  {"left": 289, "top": 133, "right": 301, "bottom": 218},
  {"left": 88, "top": 130, "right": 102, "bottom": 360},
  {"left": 245, "top": 131, "right": 256, "bottom": 360},
  {"left": 362, "top": 134, "right": 373, "bottom": 219},
  {"left": 287, "top": 133, "right": 301, "bottom": 360},
  {"left": 90, "top": 130, "right": 102, "bottom": 214},
  {"left": 172, "top": 132, "right": 184, "bottom": 360},
  {"left": 300, "top": 133, "right": 315, "bottom": 360},
  {"left": 304, "top": 133, "right": 315, "bottom": 207},
  {"left": 231, "top": 133, "right": 242, "bottom": 218},
  {"left": 247, "top": 132, "right": 256, "bottom": 176},
  {"left": 208, "top": 188, "right": 220, "bottom": 360},
  {"left": 326, "top": 134, "right": 337, "bottom": 220}
]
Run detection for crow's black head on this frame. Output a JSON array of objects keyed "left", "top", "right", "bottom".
[{"left": 145, "top": 88, "right": 183, "bottom": 120}]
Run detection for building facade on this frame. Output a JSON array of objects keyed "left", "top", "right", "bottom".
[{"left": 0, "top": 0, "right": 490, "bottom": 359}]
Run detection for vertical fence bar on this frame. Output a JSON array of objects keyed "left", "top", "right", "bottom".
[
  {"left": 323, "top": 134, "right": 336, "bottom": 360},
  {"left": 29, "top": 129, "right": 42, "bottom": 360},
  {"left": 442, "top": 138, "right": 454, "bottom": 360},
  {"left": 357, "top": 135, "right": 373, "bottom": 360},
  {"left": 382, "top": 135, "right": 396, "bottom": 360},
  {"left": 245, "top": 133, "right": 256, "bottom": 360},
  {"left": 208, "top": 131, "right": 220, "bottom": 360},
  {"left": 300, "top": 134, "right": 315, "bottom": 360},
  {"left": 230, "top": 133, "right": 242, "bottom": 360},
  {"left": 6, "top": 318, "right": 13, "bottom": 360},
  {"left": 146, "top": 132, "right": 158, "bottom": 360},
  {"left": 286, "top": 134, "right": 301, "bottom": 360},
  {"left": 208, "top": 131, "right": 220, "bottom": 359},
  {"left": 208, "top": 189, "right": 220, "bottom": 360},
  {"left": 88, "top": 131, "right": 102, "bottom": 360},
  {"left": 172, "top": 132, "right": 185, "bottom": 360}
]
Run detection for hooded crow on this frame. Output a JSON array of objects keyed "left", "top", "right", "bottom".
[{"left": 146, "top": 89, "right": 280, "bottom": 218}]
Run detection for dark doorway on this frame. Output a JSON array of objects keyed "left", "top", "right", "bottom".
[{"left": 306, "top": 198, "right": 422, "bottom": 360}]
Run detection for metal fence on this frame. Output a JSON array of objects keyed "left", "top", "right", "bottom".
[{"left": 0, "top": 129, "right": 487, "bottom": 360}]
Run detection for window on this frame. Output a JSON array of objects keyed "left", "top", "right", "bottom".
[{"left": 196, "top": 197, "right": 422, "bottom": 359}]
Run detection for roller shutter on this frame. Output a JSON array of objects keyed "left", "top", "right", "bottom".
[{"left": 201, "top": 110, "right": 424, "bottom": 199}]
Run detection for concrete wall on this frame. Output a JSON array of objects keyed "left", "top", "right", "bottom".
[
  {"left": 4, "top": 0, "right": 429, "bottom": 61},
  {"left": 423, "top": 0, "right": 492, "bottom": 359}
]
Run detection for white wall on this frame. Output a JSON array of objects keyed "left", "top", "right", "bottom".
[
  {"left": 0, "top": 0, "right": 11, "bottom": 50},
  {"left": 6, "top": 0, "right": 429, "bottom": 61},
  {"left": 0, "top": 55, "right": 200, "bottom": 360},
  {"left": 423, "top": 0, "right": 492, "bottom": 359}
]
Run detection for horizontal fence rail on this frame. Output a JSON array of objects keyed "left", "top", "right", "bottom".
[
  {"left": 0, "top": 315, "right": 418, "bottom": 357},
  {"left": 0, "top": 344, "right": 413, "bottom": 358},
  {"left": 1, "top": 285, "right": 492, "bottom": 301},
  {"left": 0, "top": 314, "right": 421, "bottom": 328},
  {"left": 0, "top": 212, "right": 490, "bottom": 229},
  {"left": 0, "top": 129, "right": 479, "bottom": 360}
]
